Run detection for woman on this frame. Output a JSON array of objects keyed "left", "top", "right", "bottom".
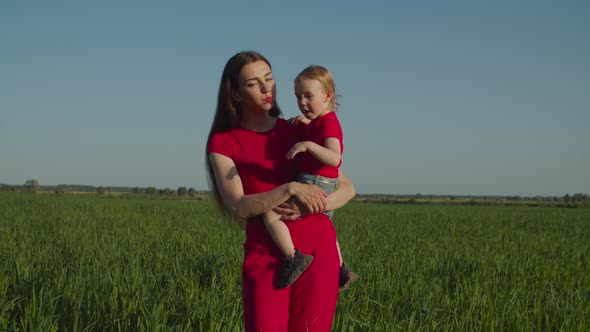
[{"left": 206, "top": 51, "right": 355, "bottom": 331}]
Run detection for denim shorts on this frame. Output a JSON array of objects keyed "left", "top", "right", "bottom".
[{"left": 298, "top": 172, "right": 339, "bottom": 218}]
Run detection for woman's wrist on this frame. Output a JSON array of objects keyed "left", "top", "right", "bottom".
[{"left": 285, "top": 181, "right": 299, "bottom": 197}]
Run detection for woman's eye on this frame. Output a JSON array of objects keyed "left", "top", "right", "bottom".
[{"left": 247, "top": 82, "right": 257, "bottom": 87}]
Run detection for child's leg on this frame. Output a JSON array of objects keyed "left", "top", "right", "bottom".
[
  {"left": 336, "top": 238, "right": 359, "bottom": 291},
  {"left": 263, "top": 210, "right": 296, "bottom": 258},
  {"left": 264, "top": 210, "right": 314, "bottom": 288},
  {"left": 339, "top": 264, "right": 359, "bottom": 291},
  {"left": 336, "top": 239, "right": 343, "bottom": 266}
]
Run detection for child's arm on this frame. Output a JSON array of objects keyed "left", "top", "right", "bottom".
[{"left": 286, "top": 137, "right": 341, "bottom": 167}]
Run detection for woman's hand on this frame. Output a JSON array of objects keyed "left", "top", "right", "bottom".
[
  {"left": 274, "top": 171, "right": 355, "bottom": 220},
  {"left": 288, "top": 182, "right": 327, "bottom": 215}
]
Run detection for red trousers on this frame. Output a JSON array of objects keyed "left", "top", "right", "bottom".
[{"left": 242, "top": 215, "right": 340, "bottom": 331}]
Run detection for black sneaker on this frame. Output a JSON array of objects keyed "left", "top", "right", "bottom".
[
  {"left": 277, "top": 251, "right": 314, "bottom": 288},
  {"left": 339, "top": 263, "right": 359, "bottom": 291}
]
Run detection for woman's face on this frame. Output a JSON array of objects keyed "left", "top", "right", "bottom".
[{"left": 234, "top": 60, "right": 276, "bottom": 113}]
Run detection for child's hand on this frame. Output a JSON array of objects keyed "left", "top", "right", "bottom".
[
  {"left": 273, "top": 199, "right": 303, "bottom": 220},
  {"left": 288, "top": 115, "right": 311, "bottom": 125},
  {"left": 286, "top": 141, "right": 310, "bottom": 159}
]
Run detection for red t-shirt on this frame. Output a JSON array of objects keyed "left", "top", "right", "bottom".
[
  {"left": 208, "top": 118, "right": 330, "bottom": 249},
  {"left": 208, "top": 118, "right": 302, "bottom": 196},
  {"left": 300, "top": 111, "right": 343, "bottom": 179}
]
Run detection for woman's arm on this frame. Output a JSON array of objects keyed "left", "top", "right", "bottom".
[
  {"left": 325, "top": 169, "right": 356, "bottom": 211},
  {"left": 209, "top": 152, "right": 328, "bottom": 220}
]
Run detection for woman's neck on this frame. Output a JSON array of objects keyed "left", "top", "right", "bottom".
[{"left": 240, "top": 111, "right": 277, "bottom": 132}]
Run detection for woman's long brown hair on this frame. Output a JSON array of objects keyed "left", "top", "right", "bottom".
[{"left": 206, "top": 51, "right": 282, "bottom": 216}]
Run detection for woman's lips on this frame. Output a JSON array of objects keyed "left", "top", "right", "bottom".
[{"left": 264, "top": 97, "right": 273, "bottom": 103}]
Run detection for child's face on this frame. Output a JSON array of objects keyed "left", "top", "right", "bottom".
[{"left": 294, "top": 78, "right": 332, "bottom": 121}]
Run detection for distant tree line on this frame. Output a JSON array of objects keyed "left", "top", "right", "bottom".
[
  {"left": 137, "top": 186, "right": 198, "bottom": 197},
  {"left": 562, "top": 193, "right": 590, "bottom": 203},
  {"left": 353, "top": 192, "right": 590, "bottom": 207},
  {"left": 354, "top": 192, "right": 590, "bottom": 203},
  {"left": 2, "top": 180, "right": 588, "bottom": 206},
  {"left": 0, "top": 180, "right": 205, "bottom": 199}
]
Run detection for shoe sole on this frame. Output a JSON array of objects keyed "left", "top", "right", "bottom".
[
  {"left": 339, "top": 272, "right": 359, "bottom": 291},
  {"left": 278, "top": 255, "right": 314, "bottom": 288}
]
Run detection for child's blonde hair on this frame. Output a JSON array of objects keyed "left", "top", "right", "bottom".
[{"left": 295, "top": 65, "right": 340, "bottom": 111}]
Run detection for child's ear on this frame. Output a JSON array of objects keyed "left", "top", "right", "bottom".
[{"left": 324, "top": 90, "right": 334, "bottom": 103}]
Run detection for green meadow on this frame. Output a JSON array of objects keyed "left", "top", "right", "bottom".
[{"left": 1, "top": 192, "right": 589, "bottom": 331}]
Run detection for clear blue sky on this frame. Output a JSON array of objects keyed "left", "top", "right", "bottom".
[{"left": 1, "top": 1, "right": 589, "bottom": 196}]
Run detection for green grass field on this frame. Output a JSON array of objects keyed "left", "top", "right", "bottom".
[{"left": 1, "top": 192, "right": 589, "bottom": 331}]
